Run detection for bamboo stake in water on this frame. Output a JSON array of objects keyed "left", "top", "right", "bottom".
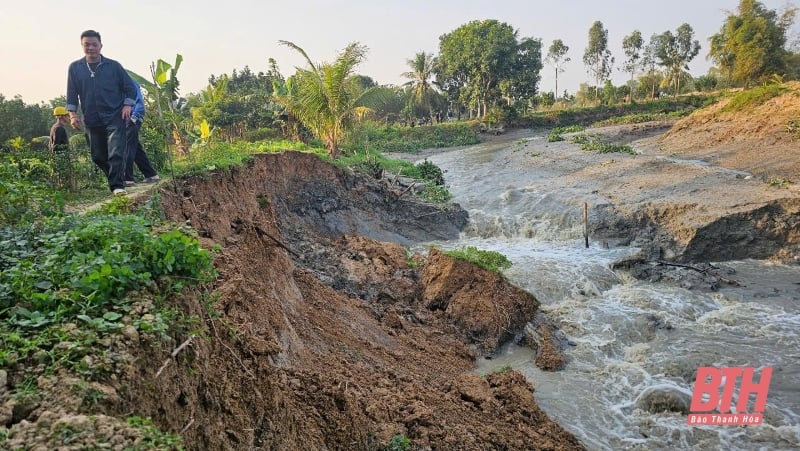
[{"left": 583, "top": 202, "right": 589, "bottom": 249}]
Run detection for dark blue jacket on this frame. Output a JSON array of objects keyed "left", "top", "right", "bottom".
[
  {"left": 66, "top": 55, "right": 137, "bottom": 128},
  {"left": 130, "top": 78, "right": 145, "bottom": 122}
]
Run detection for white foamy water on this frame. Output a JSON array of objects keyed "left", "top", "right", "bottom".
[{"left": 407, "top": 134, "right": 800, "bottom": 451}]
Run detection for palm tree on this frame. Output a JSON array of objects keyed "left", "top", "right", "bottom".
[
  {"left": 274, "top": 41, "right": 381, "bottom": 158},
  {"left": 401, "top": 52, "right": 436, "bottom": 122}
]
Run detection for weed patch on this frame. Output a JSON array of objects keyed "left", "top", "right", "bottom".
[
  {"left": 721, "top": 84, "right": 787, "bottom": 113},
  {"left": 570, "top": 134, "right": 636, "bottom": 155},
  {"left": 442, "top": 246, "right": 512, "bottom": 274}
]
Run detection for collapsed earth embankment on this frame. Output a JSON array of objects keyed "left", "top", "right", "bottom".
[{"left": 3, "top": 152, "right": 583, "bottom": 450}]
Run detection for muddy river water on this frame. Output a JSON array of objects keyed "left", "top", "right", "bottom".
[{"left": 403, "top": 133, "right": 800, "bottom": 450}]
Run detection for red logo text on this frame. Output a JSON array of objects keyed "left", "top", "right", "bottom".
[{"left": 686, "top": 366, "right": 772, "bottom": 426}]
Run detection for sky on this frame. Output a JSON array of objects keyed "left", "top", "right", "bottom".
[{"left": 1, "top": 0, "right": 798, "bottom": 105}]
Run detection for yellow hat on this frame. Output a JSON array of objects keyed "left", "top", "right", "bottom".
[{"left": 53, "top": 106, "right": 68, "bottom": 116}]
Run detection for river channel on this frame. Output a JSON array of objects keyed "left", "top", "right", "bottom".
[{"left": 399, "top": 131, "right": 800, "bottom": 450}]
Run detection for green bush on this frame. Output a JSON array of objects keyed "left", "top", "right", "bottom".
[
  {"left": 386, "top": 434, "right": 411, "bottom": 451},
  {"left": 415, "top": 159, "right": 445, "bottom": 185},
  {"left": 443, "top": 246, "right": 512, "bottom": 274},
  {"left": 418, "top": 183, "right": 452, "bottom": 204},
  {"left": 569, "top": 134, "right": 636, "bottom": 155},
  {"left": 547, "top": 125, "right": 585, "bottom": 142},
  {"left": 0, "top": 159, "right": 65, "bottom": 226},
  {"left": 0, "top": 214, "right": 214, "bottom": 315}
]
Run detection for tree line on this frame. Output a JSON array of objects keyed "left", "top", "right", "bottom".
[{"left": 2, "top": 0, "right": 797, "bottom": 156}]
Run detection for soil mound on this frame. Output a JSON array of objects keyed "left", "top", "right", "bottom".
[
  {"left": 654, "top": 81, "right": 800, "bottom": 181},
  {"left": 151, "top": 153, "right": 581, "bottom": 449}
]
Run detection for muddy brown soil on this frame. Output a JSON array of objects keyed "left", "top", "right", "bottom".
[{"left": 2, "top": 152, "right": 582, "bottom": 450}]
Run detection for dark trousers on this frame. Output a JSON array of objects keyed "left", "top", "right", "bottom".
[
  {"left": 87, "top": 116, "right": 126, "bottom": 191},
  {"left": 124, "top": 120, "right": 157, "bottom": 180}
]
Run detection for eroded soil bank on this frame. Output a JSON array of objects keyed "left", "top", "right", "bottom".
[{"left": 2, "top": 152, "right": 582, "bottom": 450}]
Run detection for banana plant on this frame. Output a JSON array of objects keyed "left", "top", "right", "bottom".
[{"left": 128, "top": 54, "right": 190, "bottom": 155}]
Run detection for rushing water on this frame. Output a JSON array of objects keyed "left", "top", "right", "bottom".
[{"left": 404, "top": 133, "right": 800, "bottom": 451}]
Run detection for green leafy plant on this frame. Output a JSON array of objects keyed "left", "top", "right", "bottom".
[
  {"left": 415, "top": 159, "right": 445, "bottom": 185},
  {"left": 443, "top": 246, "right": 512, "bottom": 273},
  {"left": 547, "top": 125, "right": 585, "bottom": 142},
  {"left": 386, "top": 434, "right": 412, "bottom": 451},
  {"left": 356, "top": 155, "right": 384, "bottom": 179},
  {"left": 570, "top": 134, "right": 636, "bottom": 155},
  {"left": 417, "top": 183, "right": 452, "bottom": 204},
  {"left": 0, "top": 159, "right": 65, "bottom": 226},
  {"left": 404, "top": 248, "right": 419, "bottom": 269},
  {"left": 98, "top": 194, "right": 133, "bottom": 215}
]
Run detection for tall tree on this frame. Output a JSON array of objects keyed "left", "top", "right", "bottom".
[
  {"left": 622, "top": 30, "right": 644, "bottom": 101},
  {"left": 273, "top": 41, "right": 383, "bottom": 157},
  {"left": 654, "top": 24, "right": 701, "bottom": 96},
  {"left": 402, "top": 51, "right": 437, "bottom": 121},
  {"left": 583, "top": 21, "right": 615, "bottom": 99},
  {"left": 708, "top": 0, "right": 798, "bottom": 87},
  {"left": 640, "top": 34, "right": 662, "bottom": 99},
  {"left": 546, "top": 39, "right": 570, "bottom": 100},
  {"left": 504, "top": 37, "right": 543, "bottom": 108},
  {"left": 0, "top": 95, "right": 51, "bottom": 148},
  {"left": 436, "top": 20, "right": 538, "bottom": 118}
]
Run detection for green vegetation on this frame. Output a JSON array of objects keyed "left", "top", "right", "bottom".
[
  {"left": 126, "top": 416, "right": 185, "bottom": 450},
  {"left": 570, "top": 134, "right": 636, "bottom": 155},
  {"left": 768, "top": 177, "right": 794, "bottom": 188},
  {"left": 443, "top": 246, "right": 512, "bottom": 274},
  {"left": 437, "top": 20, "right": 542, "bottom": 118},
  {"left": 524, "top": 94, "right": 715, "bottom": 128},
  {"left": 721, "top": 83, "right": 788, "bottom": 113},
  {"left": 592, "top": 110, "right": 690, "bottom": 126},
  {"left": 709, "top": 1, "right": 797, "bottom": 87},
  {"left": 273, "top": 41, "right": 387, "bottom": 157},
  {"left": 386, "top": 434, "right": 412, "bottom": 451},
  {"left": 347, "top": 122, "right": 480, "bottom": 154},
  {"left": 0, "top": 155, "right": 214, "bottom": 445},
  {"left": 547, "top": 125, "right": 585, "bottom": 142},
  {"left": 174, "top": 139, "right": 319, "bottom": 176},
  {"left": 404, "top": 248, "right": 419, "bottom": 269},
  {"left": 414, "top": 159, "right": 445, "bottom": 185},
  {"left": 417, "top": 184, "right": 453, "bottom": 204}
]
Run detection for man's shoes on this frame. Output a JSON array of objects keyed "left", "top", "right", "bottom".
[
  {"left": 142, "top": 175, "right": 160, "bottom": 183},
  {"left": 125, "top": 180, "right": 136, "bottom": 186},
  {"left": 113, "top": 188, "right": 127, "bottom": 196}
]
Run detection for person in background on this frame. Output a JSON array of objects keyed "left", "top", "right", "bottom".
[
  {"left": 49, "top": 106, "right": 75, "bottom": 190},
  {"left": 125, "top": 77, "right": 160, "bottom": 186},
  {"left": 66, "top": 29, "right": 137, "bottom": 196},
  {"left": 49, "top": 107, "right": 70, "bottom": 152}
]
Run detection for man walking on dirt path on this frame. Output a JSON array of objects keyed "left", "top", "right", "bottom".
[{"left": 66, "top": 29, "right": 137, "bottom": 196}]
